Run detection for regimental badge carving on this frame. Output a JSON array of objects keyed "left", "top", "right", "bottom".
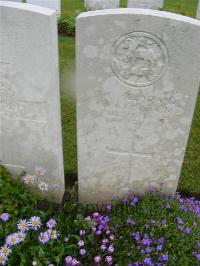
[{"left": 110, "top": 32, "right": 168, "bottom": 87}]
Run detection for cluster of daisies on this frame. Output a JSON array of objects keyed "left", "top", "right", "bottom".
[
  {"left": 22, "top": 166, "right": 49, "bottom": 191},
  {"left": 0, "top": 217, "right": 58, "bottom": 265}
]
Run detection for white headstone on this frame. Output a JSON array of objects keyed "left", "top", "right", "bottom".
[
  {"left": 0, "top": 1, "right": 64, "bottom": 202},
  {"left": 197, "top": 1, "right": 200, "bottom": 19},
  {"left": 0, "top": 0, "right": 23, "bottom": 2},
  {"left": 76, "top": 9, "right": 200, "bottom": 203},
  {"left": 27, "top": 0, "right": 60, "bottom": 17},
  {"left": 85, "top": 0, "right": 120, "bottom": 10},
  {"left": 128, "top": 0, "right": 163, "bottom": 10}
]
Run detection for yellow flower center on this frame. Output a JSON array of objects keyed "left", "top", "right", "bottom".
[
  {"left": 10, "top": 237, "right": 15, "bottom": 243},
  {"left": 1, "top": 248, "right": 8, "bottom": 255}
]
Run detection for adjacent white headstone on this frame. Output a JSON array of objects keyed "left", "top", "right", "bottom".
[
  {"left": 27, "top": 0, "right": 60, "bottom": 17},
  {"left": 85, "top": 0, "right": 119, "bottom": 10},
  {"left": 76, "top": 9, "right": 200, "bottom": 203},
  {"left": 0, "top": 1, "right": 64, "bottom": 202},
  {"left": 0, "top": 0, "right": 23, "bottom": 2},
  {"left": 197, "top": 1, "right": 200, "bottom": 19},
  {"left": 128, "top": 0, "right": 163, "bottom": 9}
]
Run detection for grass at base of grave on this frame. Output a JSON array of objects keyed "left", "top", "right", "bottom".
[
  {"left": 59, "top": 35, "right": 77, "bottom": 175},
  {"left": 178, "top": 91, "right": 200, "bottom": 198},
  {"left": 0, "top": 165, "right": 199, "bottom": 266}
]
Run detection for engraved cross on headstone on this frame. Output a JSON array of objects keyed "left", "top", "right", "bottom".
[
  {"left": 106, "top": 92, "right": 154, "bottom": 182},
  {"left": 107, "top": 147, "right": 154, "bottom": 182}
]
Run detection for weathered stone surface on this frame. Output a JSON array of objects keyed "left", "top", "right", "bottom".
[
  {"left": 128, "top": 0, "right": 163, "bottom": 9},
  {"left": 197, "top": 1, "right": 200, "bottom": 19},
  {"left": 0, "top": 1, "right": 64, "bottom": 202},
  {"left": 76, "top": 9, "right": 200, "bottom": 203},
  {"left": 85, "top": 0, "right": 119, "bottom": 10},
  {"left": 27, "top": 0, "right": 60, "bottom": 17}
]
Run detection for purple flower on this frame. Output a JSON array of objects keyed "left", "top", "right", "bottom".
[
  {"left": 0, "top": 213, "right": 9, "bottom": 222},
  {"left": 148, "top": 186, "right": 157, "bottom": 192},
  {"left": 35, "top": 166, "right": 46, "bottom": 176},
  {"left": 38, "top": 232, "right": 49, "bottom": 244},
  {"left": 160, "top": 254, "right": 169, "bottom": 261},
  {"left": 130, "top": 220, "right": 137, "bottom": 226},
  {"left": 0, "top": 254, "right": 7, "bottom": 266},
  {"left": 29, "top": 216, "right": 42, "bottom": 230},
  {"left": 6, "top": 233, "right": 18, "bottom": 246},
  {"left": 93, "top": 212, "right": 99, "bottom": 218},
  {"left": 141, "top": 238, "right": 152, "bottom": 246},
  {"left": 15, "top": 231, "right": 26, "bottom": 243},
  {"left": 0, "top": 245, "right": 12, "bottom": 257},
  {"left": 22, "top": 174, "right": 35, "bottom": 184},
  {"left": 65, "top": 256, "right": 72, "bottom": 264},
  {"left": 84, "top": 216, "right": 91, "bottom": 221},
  {"left": 105, "top": 255, "right": 112, "bottom": 264},
  {"left": 178, "top": 225, "right": 183, "bottom": 231},
  {"left": 123, "top": 198, "right": 129, "bottom": 204},
  {"left": 79, "top": 230, "right": 86, "bottom": 236},
  {"left": 105, "top": 204, "right": 112, "bottom": 211},
  {"left": 144, "top": 257, "right": 153, "bottom": 264},
  {"left": 158, "top": 237, "right": 165, "bottom": 244},
  {"left": 78, "top": 240, "right": 84, "bottom": 247},
  {"left": 109, "top": 235, "right": 115, "bottom": 241},
  {"left": 101, "top": 244, "right": 107, "bottom": 251},
  {"left": 108, "top": 245, "right": 114, "bottom": 254},
  {"left": 156, "top": 245, "right": 163, "bottom": 251},
  {"left": 71, "top": 258, "right": 80, "bottom": 265},
  {"left": 80, "top": 249, "right": 86, "bottom": 256},
  {"left": 92, "top": 227, "right": 97, "bottom": 232},
  {"left": 195, "top": 253, "right": 200, "bottom": 260},
  {"left": 193, "top": 222, "right": 197, "bottom": 227},
  {"left": 94, "top": 256, "right": 101, "bottom": 263},
  {"left": 102, "top": 238, "right": 109, "bottom": 244},
  {"left": 185, "top": 227, "right": 190, "bottom": 234},
  {"left": 145, "top": 224, "right": 150, "bottom": 229},
  {"left": 47, "top": 229, "right": 58, "bottom": 239},
  {"left": 177, "top": 217, "right": 184, "bottom": 225},
  {"left": 17, "top": 219, "right": 29, "bottom": 231},
  {"left": 46, "top": 218, "right": 56, "bottom": 229},
  {"left": 130, "top": 201, "right": 135, "bottom": 207},
  {"left": 145, "top": 247, "right": 151, "bottom": 253},
  {"left": 96, "top": 230, "right": 102, "bottom": 236}
]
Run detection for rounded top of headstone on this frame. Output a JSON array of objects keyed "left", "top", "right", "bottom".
[
  {"left": 0, "top": 0, "right": 55, "bottom": 16},
  {"left": 77, "top": 8, "right": 200, "bottom": 27}
]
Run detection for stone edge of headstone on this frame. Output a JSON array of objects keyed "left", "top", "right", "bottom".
[
  {"left": 197, "top": 1, "right": 200, "bottom": 19},
  {"left": 1, "top": 0, "right": 64, "bottom": 204},
  {"left": 77, "top": 8, "right": 200, "bottom": 26},
  {"left": 0, "top": 0, "right": 56, "bottom": 16}
]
